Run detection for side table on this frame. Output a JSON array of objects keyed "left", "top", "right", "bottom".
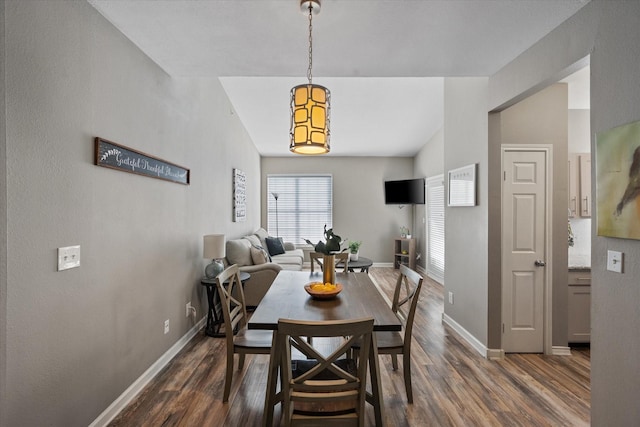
[
  {"left": 200, "top": 271, "right": 251, "bottom": 337},
  {"left": 343, "top": 256, "right": 373, "bottom": 273}
]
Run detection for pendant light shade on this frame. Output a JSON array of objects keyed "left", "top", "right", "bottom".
[
  {"left": 290, "top": 0, "right": 331, "bottom": 155},
  {"left": 290, "top": 83, "right": 331, "bottom": 155}
]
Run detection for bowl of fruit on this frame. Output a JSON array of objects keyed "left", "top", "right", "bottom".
[{"left": 304, "top": 282, "right": 343, "bottom": 299}]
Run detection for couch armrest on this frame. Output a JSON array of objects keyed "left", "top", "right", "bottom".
[
  {"left": 238, "top": 263, "right": 283, "bottom": 274},
  {"left": 238, "top": 262, "right": 283, "bottom": 307}
]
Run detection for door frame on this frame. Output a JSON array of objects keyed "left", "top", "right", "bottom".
[{"left": 501, "top": 144, "right": 554, "bottom": 354}]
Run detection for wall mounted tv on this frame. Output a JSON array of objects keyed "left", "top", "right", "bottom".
[{"left": 384, "top": 178, "right": 425, "bottom": 205}]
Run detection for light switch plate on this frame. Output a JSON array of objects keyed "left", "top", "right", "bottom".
[
  {"left": 606, "top": 250, "right": 623, "bottom": 273},
  {"left": 58, "top": 245, "right": 81, "bottom": 271}
]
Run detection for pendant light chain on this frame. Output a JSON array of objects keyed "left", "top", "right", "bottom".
[
  {"left": 290, "top": 0, "right": 330, "bottom": 155},
  {"left": 307, "top": 3, "right": 313, "bottom": 84}
]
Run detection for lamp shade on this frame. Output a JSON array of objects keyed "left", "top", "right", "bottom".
[
  {"left": 203, "top": 234, "right": 225, "bottom": 259},
  {"left": 289, "top": 83, "right": 331, "bottom": 155}
]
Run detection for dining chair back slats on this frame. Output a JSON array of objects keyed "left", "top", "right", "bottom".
[
  {"left": 309, "top": 252, "right": 349, "bottom": 274},
  {"left": 335, "top": 252, "right": 349, "bottom": 273},
  {"left": 309, "top": 252, "right": 323, "bottom": 273},
  {"left": 215, "top": 264, "right": 272, "bottom": 402},
  {"left": 275, "top": 317, "right": 374, "bottom": 426},
  {"left": 352, "top": 264, "right": 423, "bottom": 404},
  {"left": 388, "top": 265, "right": 423, "bottom": 403}
]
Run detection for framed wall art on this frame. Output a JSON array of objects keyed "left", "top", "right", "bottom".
[
  {"left": 233, "top": 168, "right": 246, "bottom": 222},
  {"left": 596, "top": 119, "right": 640, "bottom": 239},
  {"left": 448, "top": 163, "right": 477, "bottom": 207}
]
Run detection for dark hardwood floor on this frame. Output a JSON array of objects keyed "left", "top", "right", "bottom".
[{"left": 109, "top": 267, "right": 590, "bottom": 426}]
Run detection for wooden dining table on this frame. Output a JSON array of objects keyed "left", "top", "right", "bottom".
[{"left": 248, "top": 270, "right": 401, "bottom": 426}]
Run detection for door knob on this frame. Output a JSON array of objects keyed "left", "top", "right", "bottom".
[{"left": 534, "top": 260, "right": 546, "bottom": 267}]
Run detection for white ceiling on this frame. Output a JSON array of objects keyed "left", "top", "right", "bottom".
[{"left": 88, "top": 0, "right": 590, "bottom": 157}]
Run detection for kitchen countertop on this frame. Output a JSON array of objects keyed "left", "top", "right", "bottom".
[{"left": 569, "top": 266, "right": 591, "bottom": 272}]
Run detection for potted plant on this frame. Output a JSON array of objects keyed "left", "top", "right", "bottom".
[{"left": 348, "top": 240, "right": 362, "bottom": 261}]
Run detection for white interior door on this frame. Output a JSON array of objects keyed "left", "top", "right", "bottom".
[{"left": 502, "top": 149, "right": 548, "bottom": 353}]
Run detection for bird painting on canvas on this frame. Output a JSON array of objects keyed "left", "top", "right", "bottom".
[{"left": 614, "top": 145, "right": 640, "bottom": 216}]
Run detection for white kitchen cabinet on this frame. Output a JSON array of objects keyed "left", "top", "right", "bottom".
[{"left": 568, "top": 153, "right": 591, "bottom": 218}]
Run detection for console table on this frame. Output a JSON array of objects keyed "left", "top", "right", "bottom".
[{"left": 200, "top": 271, "right": 250, "bottom": 337}]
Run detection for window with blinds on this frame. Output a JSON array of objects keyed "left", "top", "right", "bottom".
[
  {"left": 426, "top": 175, "right": 445, "bottom": 284},
  {"left": 267, "top": 174, "right": 333, "bottom": 245}
]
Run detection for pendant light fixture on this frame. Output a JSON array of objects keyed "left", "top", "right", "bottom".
[{"left": 290, "top": 0, "right": 331, "bottom": 155}]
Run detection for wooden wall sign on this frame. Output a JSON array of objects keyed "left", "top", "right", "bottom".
[{"left": 95, "top": 137, "right": 190, "bottom": 185}]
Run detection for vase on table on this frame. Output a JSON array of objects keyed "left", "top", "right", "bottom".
[
  {"left": 350, "top": 251, "right": 359, "bottom": 262},
  {"left": 322, "top": 254, "right": 336, "bottom": 285}
]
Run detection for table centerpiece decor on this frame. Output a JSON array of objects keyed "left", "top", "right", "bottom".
[{"left": 304, "top": 225, "right": 347, "bottom": 285}]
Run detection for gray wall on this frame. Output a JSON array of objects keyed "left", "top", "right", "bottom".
[
  {"left": 0, "top": 1, "right": 7, "bottom": 425},
  {"left": 488, "top": 83, "right": 570, "bottom": 348},
  {"left": 490, "top": 1, "right": 640, "bottom": 424},
  {"left": 413, "top": 127, "right": 445, "bottom": 271},
  {"left": 261, "top": 157, "right": 414, "bottom": 263},
  {"left": 3, "top": 2, "right": 261, "bottom": 425},
  {"left": 589, "top": 3, "right": 640, "bottom": 424},
  {"left": 443, "top": 77, "right": 489, "bottom": 344}
]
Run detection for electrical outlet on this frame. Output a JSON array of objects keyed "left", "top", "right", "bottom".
[
  {"left": 57, "top": 245, "right": 81, "bottom": 271},
  {"left": 164, "top": 319, "right": 170, "bottom": 334},
  {"left": 186, "top": 302, "right": 192, "bottom": 318},
  {"left": 448, "top": 291, "right": 454, "bottom": 305}
]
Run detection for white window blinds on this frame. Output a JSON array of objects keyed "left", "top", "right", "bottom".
[
  {"left": 267, "top": 174, "right": 333, "bottom": 245},
  {"left": 426, "top": 175, "right": 445, "bottom": 284}
]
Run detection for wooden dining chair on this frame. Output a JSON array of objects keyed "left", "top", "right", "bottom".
[
  {"left": 335, "top": 252, "right": 350, "bottom": 273},
  {"left": 309, "top": 251, "right": 323, "bottom": 273},
  {"left": 309, "top": 251, "right": 349, "bottom": 273},
  {"left": 273, "top": 317, "right": 375, "bottom": 427},
  {"left": 353, "top": 264, "right": 423, "bottom": 403},
  {"left": 215, "top": 264, "right": 273, "bottom": 402}
]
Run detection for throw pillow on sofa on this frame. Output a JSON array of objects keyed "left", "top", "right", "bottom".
[
  {"left": 265, "top": 236, "right": 285, "bottom": 256},
  {"left": 250, "top": 245, "right": 270, "bottom": 265},
  {"left": 226, "top": 238, "right": 254, "bottom": 266}
]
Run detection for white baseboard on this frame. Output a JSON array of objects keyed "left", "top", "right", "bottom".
[
  {"left": 442, "top": 315, "right": 571, "bottom": 359},
  {"left": 372, "top": 262, "right": 393, "bottom": 268},
  {"left": 551, "top": 346, "right": 572, "bottom": 356},
  {"left": 442, "top": 312, "right": 488, "bottom": 359},
  {"left": 89, "top": 317, "right": 207, "bottom": 427},
  {"left": 486, "top": 348, "right": 505, "bottom": 360}
]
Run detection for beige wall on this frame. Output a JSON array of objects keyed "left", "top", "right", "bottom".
[
  {"left": 261, "top": 157, "right": 414, "bottom": 263},
  {"left": 488, "top": 83, "right": 569, "bottom": 348},
  {"left": 2, "top": 1, "right": 261, "bottom": 425}
]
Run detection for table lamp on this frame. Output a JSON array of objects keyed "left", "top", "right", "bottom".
[{"left": 203, "top": 234, "right": 225, "bottom": 279}]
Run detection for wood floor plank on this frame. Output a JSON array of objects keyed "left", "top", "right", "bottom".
[{"left": 108, "top": 267, "right": 590, "bottom": 426}]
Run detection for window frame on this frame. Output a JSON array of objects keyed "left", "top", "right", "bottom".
[{"left": 266, "top": 174, "right": 333, "bottom": 246}]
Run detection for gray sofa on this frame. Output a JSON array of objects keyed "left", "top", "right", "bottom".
[{"left": 225, "top": 228, "right": 303, "bottom": 306}]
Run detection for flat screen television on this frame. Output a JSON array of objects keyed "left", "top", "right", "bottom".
[{"left": 384, "top": 178, "right": 425, "bottom": 205}]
